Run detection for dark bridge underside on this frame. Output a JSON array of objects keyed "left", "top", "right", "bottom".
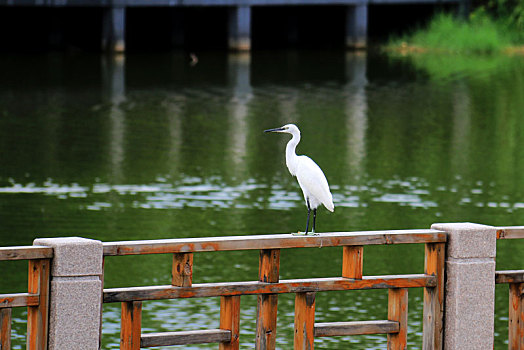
[
  {"left": 0, "top": 0, "right": 460, "bottom": 5},
  {"left": 0, "top": 0, "right": 462, "bottom": 52}
]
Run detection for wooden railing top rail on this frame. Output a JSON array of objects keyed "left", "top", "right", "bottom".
[
  {"left": 102, "top": 229, "right": 447, "bottom": 256},
  {"left": 1, "top": 225, "right": 518, "bottom": 260},
  {"left": 0, "top": 246, "right": 53, "bottom": 261},
  {"left": 496, "top": 226, "right": 524, "bottom": 239}
]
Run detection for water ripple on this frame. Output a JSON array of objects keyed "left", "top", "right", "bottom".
[{"left": 1, "top": 176, "right": 523, "bottom": 213}]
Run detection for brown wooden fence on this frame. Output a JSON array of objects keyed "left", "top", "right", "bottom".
[
  {"left": 101, "top": 229, "right": 447, "bottom": 349},
  {"left": 495, "top": 226, "right": 524, "bottom": 350},
  {"left": 3, "top": 225, "right": 523, "bottom": 349},
  {"left": 0, "top": 246, "right": 52, "bottom": 350}
]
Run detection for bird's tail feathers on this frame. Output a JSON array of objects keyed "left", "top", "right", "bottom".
[{"left": 324, "top": 200, "right": 335, "bottom": 212}]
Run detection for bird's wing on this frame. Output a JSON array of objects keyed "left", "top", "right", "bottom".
[{"left": 296, "top": 156, "right": 334, "bottom": 212}]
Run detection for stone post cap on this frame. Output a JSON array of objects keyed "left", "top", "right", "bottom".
[
  {"left": 33, "top": 237, "right": 103, "bottom": 277},
  {"left": 431, "top": 222, "right": 496, "bottom": 259}
]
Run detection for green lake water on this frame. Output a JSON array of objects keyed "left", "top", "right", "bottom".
[{"left": 1, "top": 50, "right": 523, "bottom": 349}]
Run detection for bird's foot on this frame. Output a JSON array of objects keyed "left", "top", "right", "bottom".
[{"left": 291, "top": 231, "right": 319, "bottom": 236}]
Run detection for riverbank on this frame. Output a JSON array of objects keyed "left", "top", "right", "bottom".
[{"left": 386, "top": 43, "right": 524, "bottom": 55}]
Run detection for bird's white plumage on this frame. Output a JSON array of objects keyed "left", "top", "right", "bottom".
[
  {"left": 295, "top": 155, "right": 334, "bottom": 212},
  {"left": 266, "top": 123, "right": 334, "bottom": 213}
]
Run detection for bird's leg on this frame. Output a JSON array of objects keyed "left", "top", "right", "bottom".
[
  {"left": 305, "top": 199, "right": 311, "bottom": 235},
  {"left": 312, "top": 209, "right": 317, "bottom": 233}
]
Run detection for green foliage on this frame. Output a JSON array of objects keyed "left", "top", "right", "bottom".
[
  {"left": 480, "top": 0, "right": 524, "bottom": 38},
  {"left": 396, "top": 12, "right": 513, "bottom": 53}
]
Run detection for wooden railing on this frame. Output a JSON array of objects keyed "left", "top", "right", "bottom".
[
  {"left": 102, "top": 229, "right": 447, "bottom": 349},
  {"left": 0, "top": 246, "right": 52, "bottom": 350},
  {"left": 495, "top": 226, "right": 524, "bottom": 349},
  {"left": 4, "top": 225, "right": 524, "bottom": 349}
]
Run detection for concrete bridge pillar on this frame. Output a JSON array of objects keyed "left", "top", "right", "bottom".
[
  {"left": 346, "top": 4, "right": 367, "bottom": 49},
  {"left": 170, "top": 9, "right": 185, "bottom": 48},
  {"left": 33, "top": 237, "right": 104, "bottom": 350},
  {"left": 431, "top": 223, "right": 496, "bottom": 350},
  {"left": 102, "top": 6, "right": 126, "bottom": 53},
  {"left": 228, "top": 5, "right": 251, "bottom": 51}
]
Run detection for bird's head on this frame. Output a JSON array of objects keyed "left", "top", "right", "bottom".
[{"left": 264, "top": 124, "right": 300, "bottom": 136}]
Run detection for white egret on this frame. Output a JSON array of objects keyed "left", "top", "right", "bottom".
[{"left": 264, "top": 124, "right": 334, "bottom": 234}]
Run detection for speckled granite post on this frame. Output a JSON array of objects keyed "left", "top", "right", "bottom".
[
  {"left": 33, "top": 237, "right": 103, "bottom": 350},
  {"left": 431, "top": 223, "right": 496, "bottom": 350}
]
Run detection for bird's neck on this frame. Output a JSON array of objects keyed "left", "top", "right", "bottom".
[{"left": 285, "top": 133, "right": 300, "bottom": 176}]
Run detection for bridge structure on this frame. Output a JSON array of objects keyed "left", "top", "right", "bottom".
[{"left": 1, "top": 0, "right": 464, "bottom": 52}]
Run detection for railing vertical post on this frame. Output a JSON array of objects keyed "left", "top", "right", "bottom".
[
  {"left": 27, "top": 258, "right": 50, "bottom": 350},
  {"left": 509, "top": 282, "right": 524, "bottom": 349},
  {"left": 33, "top": 237, "right": 103, "bottom": 350},
  {"left": 431, "top": 223, "right": 496, "bottom": 350},
  {"left": 120, "top": 301, "right": 142, "bottom": 350},
  {"left": 423, "top": 242, "right": 445, "bottom": 350},
  {"left": 255, "top": 249, "right": 280, "bottom": 350},
  {"left": 172, "top": 253, "right": 193, "bottom": 287},
  {"left": 1, "top": 308, "right": 11, "bottom": 350},
  {"left": 294, "top": 292, "right": 316, "bottom": 350},
  {"left": 342, "top": 246, "right": 363, "bottom": 279},
  {"left": 219, "top": 295, "right": 241, "bottom": 350},
  {"left": 388, "top": 288, "right": 408, "bottom": 350}
]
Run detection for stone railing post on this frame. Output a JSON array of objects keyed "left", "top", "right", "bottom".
[
  {"left": 33, "top": 237, "right": 103, "bottom": 350},
  {"left": 431, "top": 223, "right": 496, "bottom": 350}
]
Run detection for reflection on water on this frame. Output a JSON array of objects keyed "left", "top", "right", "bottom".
[
  {"left": 344, "top": 52, "right": 368, "bottom": 175},
  {"left": 104, "top": 54, "right": 126, "bottom": 184},
  {"left": 1, "top": 51, "right": 523, "bottom": 349}
]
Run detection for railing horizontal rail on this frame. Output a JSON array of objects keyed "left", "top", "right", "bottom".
[
  {"left": 104, "top": 274, "right": 435, "bottom": 303},
  {"left": 495, "top": 270, "right": 524, "bottom": 284},
  {"left": 140, "top": 329, "right": 231, "bottom": 347},
  {"left": 0, "top": 293, "right": 40, "bottom": 308},
  {"left": 102, "top": 229, "right": 447, "bottom": 256},
  {"left": 314, "top": 320, "right": 400, "bottom": 337},
  {"left": 496, "top": 226, "right": 524, "bottom": 239},
  {"left": 0, "top": 246, "right": 53, "bottom": 261}
]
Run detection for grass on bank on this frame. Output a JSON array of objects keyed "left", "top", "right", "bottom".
[{"left": 388, "top": 11, "right": 521, "bottom": 54}]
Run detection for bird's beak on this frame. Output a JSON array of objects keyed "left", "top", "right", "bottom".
[{"left": 264, "top": 127, "right": 285, "bottom": 133}]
